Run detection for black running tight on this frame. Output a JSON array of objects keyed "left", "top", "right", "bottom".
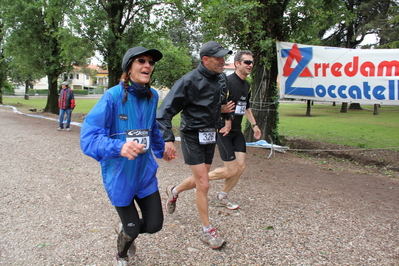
[{"left": 115, "top": 190, "right": 163, "bottom": 257}]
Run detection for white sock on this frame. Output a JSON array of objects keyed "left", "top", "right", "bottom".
[
  {"left": 218, "top": 191, "right": 228, "bottom": 200},
  {"left": 172, "top": 186, "right": 179, "bottom": 196},
  {"left": 203, "top": 225, "right": 212, "bottom": 233}
]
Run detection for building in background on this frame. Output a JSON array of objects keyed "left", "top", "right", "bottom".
[{"left": 12, "top": 65, "right": 108, "bottom": 95}]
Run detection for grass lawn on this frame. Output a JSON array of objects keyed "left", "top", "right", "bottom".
[
  {"left": 278, "top": 102, "right": 399, "bottom": 150},
  {"left": 2, "top": 96, "right": 398, "bottom": 150}
]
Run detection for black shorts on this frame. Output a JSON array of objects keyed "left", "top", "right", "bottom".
[
  {"left": 180, "top": 130, "right": 216, "bottom": 165},
  {"left": 217, "top": 130, "right": 246, "bottom": 162}
]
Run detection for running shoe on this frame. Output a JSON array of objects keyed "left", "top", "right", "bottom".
[
  {"left": 115, "top": 222, "right": 136, "bottom": 257},
  {"left": 66, "top": 128, "right": 71, "bottom": 131},
  {"left": 214, "top": 196, "right": 240, "bottom": 210},
  {"left": 165, "top": 185, "right": 178, "bottom": 214},
  {"left": 202, "top": 228, "right": 226, "bottom": 249},
  {"left": 57, "top": 127, "right": 63, "bottom": 131}
]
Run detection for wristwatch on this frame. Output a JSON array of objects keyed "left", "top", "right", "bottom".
[{"left": 251, "top": 123, "right": 257, "bottom": 128}]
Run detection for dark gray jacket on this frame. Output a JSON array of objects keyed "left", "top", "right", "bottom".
[{"left": 156, "top": 62, "right": 228, "bottom": 142}]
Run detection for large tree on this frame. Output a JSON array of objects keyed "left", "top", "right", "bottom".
[
  {"left": 199, "top": 0, "right": 333, "bottom": 143},
  {"left": 2, "top": 0, "right": 93, "bottom": 113},
  {"left": 73, "top": 0, "right": 165, "bottom": 88}
]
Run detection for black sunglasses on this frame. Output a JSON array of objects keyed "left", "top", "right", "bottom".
[
  {"left": 242, "top": 60, "right": 254, "bottom": 65},
  {"left": 135, "top": 58, "right": 156, "bottom": 66}
]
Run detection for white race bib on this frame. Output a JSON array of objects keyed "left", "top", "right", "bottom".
[
  {"left": 235, "top": 100, "right": 246, "bottom": 115},
  {"left": 126, "top": 129, "right": 150, "bottom": 152},
  {"left": 198, "top": 128, "right": 216, "bottom": 145}
]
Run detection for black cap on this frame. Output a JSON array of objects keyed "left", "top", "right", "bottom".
[
  {"left": 122, "top": 46, "right": 163, "bottom": 73},
  {"left": 200, "top": 41, "right": 232, "bottom": 58}
]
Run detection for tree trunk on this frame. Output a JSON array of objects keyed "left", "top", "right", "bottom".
[
  {"left": 244, "top": 55, "right": 280, "bottom": 145},
  {"left": 43, "top": 74, "right": 60, "bottom": 114},
  {"left": 340, "top": 102, "right": 348, "bottom": 113},
  {"left": 24, "top": 80, "right": 30, "bottom": 100},
  {"left": 306, "top": 100, "right": 311, "bottom": 116}
]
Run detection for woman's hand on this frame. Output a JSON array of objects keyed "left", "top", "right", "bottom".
[
  {"left": 120, "top": 141, "right": 145, "bottom": 160},
  {"left": 163, "top": 141, "right": 177, "bottom": 162}
]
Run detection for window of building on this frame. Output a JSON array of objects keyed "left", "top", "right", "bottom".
[
  {"left": 76, "top": 74, "right": 79, "bottom": 79},
  {"left": 69, "top": 74, "right": 73, "bottom": 79}
]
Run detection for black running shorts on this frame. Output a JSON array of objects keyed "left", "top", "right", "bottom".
[
  {"left": 180, "top": 130, "right": 216, "bottom": 165},
  {"left": 216, "top": 130, "right": 246, "bottom": 162}
]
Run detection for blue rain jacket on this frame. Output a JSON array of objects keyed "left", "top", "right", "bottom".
[{"left": 80, "top": 84, "right": 165, "bottom": 206}]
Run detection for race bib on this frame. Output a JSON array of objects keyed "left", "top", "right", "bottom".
[
  {"left": 198, "top": 128, "right": 216, "bottom": 145},
  {"left": 126, "top": 129, "right": 150, "bottom": 152},
  {"left": 235, "top": 100, "right": 246, "bottom": 115}
]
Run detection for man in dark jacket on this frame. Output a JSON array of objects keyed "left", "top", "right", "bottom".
[
  {"left": 157, "top": 41, "right": 232, "bottom": 249},
  {"left": 58, "top": 81, "right": 75, "bottom": 131}
]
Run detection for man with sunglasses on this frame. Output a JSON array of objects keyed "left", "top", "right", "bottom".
[
  {"left": 209, "top": 50, "right": 261, "bottom": 210},
  {"left": 157, "top": 41, "right": 232, "bottom": 249}
]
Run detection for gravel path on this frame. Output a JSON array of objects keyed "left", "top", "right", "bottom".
[{"left": 0, "top": 106, "right": 398, "bottom": 266}]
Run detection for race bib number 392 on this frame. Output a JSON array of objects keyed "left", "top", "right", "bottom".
[
  {"left": 126, "top": 129, "right": 150, "bottom": 152},
  {"left": 235, "top": 101, "right": 246, "bottom": 115},
  {"left": 198, "top": 128, "right": 216, "bottom": 145}
]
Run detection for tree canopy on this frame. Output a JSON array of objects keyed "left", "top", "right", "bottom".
[{"left": 1, "top": 0, "right": 398, "bottom": 138}]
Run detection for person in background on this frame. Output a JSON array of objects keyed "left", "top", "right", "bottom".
[
  {"left": 157, "top": 41, "right": 232, "bottom": 250},
  {"left": 58, "top": 81, "right": 75, "bottom": 131},
  {"left": 209, "top": 50, "right": 261, "bottom": 210},
  {"left": 80, "top": 46, "right": 176, "bottom": 266}
]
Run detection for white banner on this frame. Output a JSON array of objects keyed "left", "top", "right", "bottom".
[{"left": 276, "top": 41, "right": 399, "bottom": 105}]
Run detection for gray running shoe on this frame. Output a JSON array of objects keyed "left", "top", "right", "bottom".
[
  {"left": 215, "top": 197, "right": 240, "bottom": 210},
  {"left": 115, "top": 222, "right": 136, "bottom": 257},
  {"left": 165, "top": 185, "right": 178, "bottom": 214},
  {"left": 202, "top": 228, "right": 226, "bottom": 249}
]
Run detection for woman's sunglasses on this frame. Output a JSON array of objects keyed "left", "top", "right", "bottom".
[{"left": 135, "top": 58, "right": 156, "bottom": 66}]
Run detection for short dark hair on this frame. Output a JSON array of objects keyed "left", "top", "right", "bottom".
[{"left": 234, "top": 50, "right": 253, "bottom": 62}]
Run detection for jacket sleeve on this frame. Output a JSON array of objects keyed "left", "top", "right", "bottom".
[
  {"left": 70, "top": 90, "right": 76, "bottom": 109},
  {"left": 80, "top": 94, "right": 124, "bottom": 161},
  {"left": 151, "top": 117, "right": 165, "bottom": 159},
  {"left": 149, "top": 90, "right": 165, "bottom": 159},
  {"left": 156, "top": 78, "right": 186, "bottom": 142}
]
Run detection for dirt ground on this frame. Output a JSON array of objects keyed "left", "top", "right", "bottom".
[{"left": 1, "top": 107, "right": 398, "bottom": 265}]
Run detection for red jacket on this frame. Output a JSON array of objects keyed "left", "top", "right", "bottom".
[{"left": 58, "top": 87, "right": 75, "bottom": 109}]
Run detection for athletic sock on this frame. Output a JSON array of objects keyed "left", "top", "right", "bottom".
[
  {"left": 172, "top": 186, "right": 179, "bottom": 196},
  {"left": 203, "top": 224, "right": 212, "bottom": 233},
  {"left": 218, "top": 191, "right": 228, "bottom": 200}
]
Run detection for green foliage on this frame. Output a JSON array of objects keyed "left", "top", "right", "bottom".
[
  {"left": 1, "top": 82, "right": 15, "bottom": 95},
  {"left": 1, "top": 0, "right": 94, "bottom": 113},
  {"left": 72, "top": 0, "right": 170, "bottom": 87},
  {"left": 151, "top": 39, "right": 192, "bottom": 89},
  {"left": 71, "top": 89, "right": 88, "bottom": 95},
  {"left": 29, "top": 90, "right": 48, "bottom": 95}
]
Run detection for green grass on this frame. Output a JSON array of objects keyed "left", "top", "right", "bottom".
[
  {"left": 2, "top": 97, "right": 99, "bottom": 114},
  {"left": 2, "top": 96, "right": 398, "bottom": 149},
  {"left": 278, "top": 102, "right": 399, "bottom": 149}
]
